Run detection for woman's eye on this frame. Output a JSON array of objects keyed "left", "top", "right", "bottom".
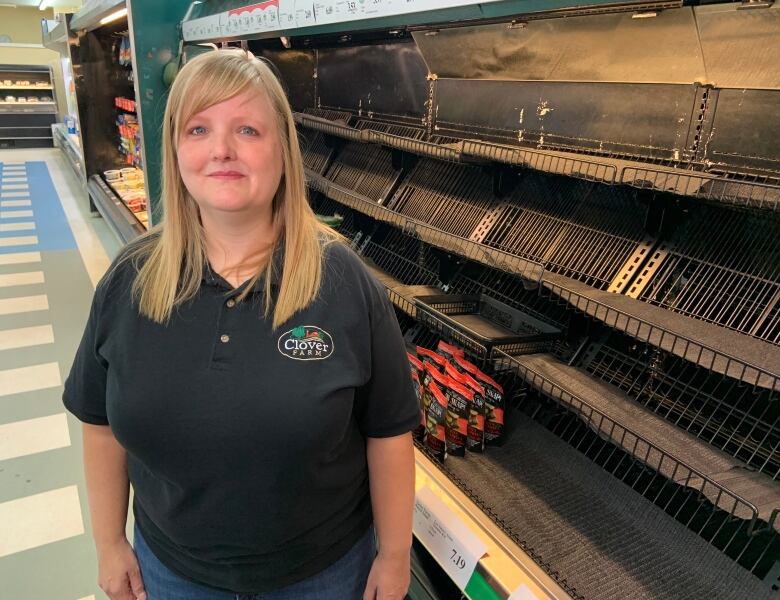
[
  {"left": 239, "top": 126, "right": 259, "bottom": 136},
  {"left": 188, "top": 126, "right": 207, "bottom": 136}
]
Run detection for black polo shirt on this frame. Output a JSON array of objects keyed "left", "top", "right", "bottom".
[{"left": 62, "top": 240, "right": 420, "bottom": 593}]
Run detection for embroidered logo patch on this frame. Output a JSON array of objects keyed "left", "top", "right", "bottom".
[{"left": 278, "top": 325, "right": 334, "bottom": 361}]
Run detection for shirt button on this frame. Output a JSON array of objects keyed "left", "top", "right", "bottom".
[
  {"left": 226, "top": 299, "right": 236, "bottom": 308},
  {"left": 220, "top": 334, "right": 230, "bottom": 344}
]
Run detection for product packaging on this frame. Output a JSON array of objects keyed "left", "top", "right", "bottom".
[
  {"left": 407, "top": 353, "right": 426, "bottom": 441},
  {"left": 436, "top": 340, "right": 465, "bottom": 363},
  {"left": 417, "top": 346, "right": 447, "bottom": 370},
  {"left": 443, "top": 376, "right": 473, "bottom": 457},
  {"left": 474, "top": 371, "right": 505, "bottom": 446},
  {"left": 444, "top": 362, "right": 486, "bottom": 453},
  {"left": 424, "top": 381, "right": 448, "bottom": 462}
]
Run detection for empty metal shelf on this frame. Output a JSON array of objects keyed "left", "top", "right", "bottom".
[
  {"left": 442, "top": 413, "right": 777, "bottom": 600},
  {"left": 505, "top": 352, "right": 780, "bottom": 529}
]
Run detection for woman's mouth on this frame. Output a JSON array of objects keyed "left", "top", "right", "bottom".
[{"left": 208, "top": 171, "right": 244, "bottom": 180}]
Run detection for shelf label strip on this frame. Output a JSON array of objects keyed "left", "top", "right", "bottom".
[
  {"left": 183, "top": 0, "right": 505, "bottom": 41},
  {"left": 413, "top": 485, "right": 488, "bottom": 592}
]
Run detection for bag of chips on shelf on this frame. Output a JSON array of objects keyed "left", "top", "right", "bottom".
[
  {"left": 436, "top": 340, "right": 464, "bottom": 363},
  {"left": 444, "top": 362, "right": 486, "bottom": 453},
  {"left": 410, "top": 368, "right": 425, "bottom": 441},
  {"left": 416, "top": 346, "right": 447, "bottom": 370},
  {"left": 424, "top": 381, "right": 448, "bottom": 462},
  {"left": 473, "top": 371, "right": 505, "bottom": 446},
  {"left": 443, "top": 376, "right": 473, "bottom": 458}
]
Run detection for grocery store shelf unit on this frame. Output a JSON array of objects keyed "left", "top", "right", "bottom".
[
  {"left": 87, "top": 175, "right": 145, "bottom": 244},
  {"left": 52, "top": 123, "right": 86, "bottom": 186},
  {"left": 0, "top": 64, "right": 56, "bottom": 149}
]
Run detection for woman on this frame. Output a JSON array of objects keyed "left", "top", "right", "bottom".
[{"left": 63, "top": 49, "right": 419, "bottom": 600}]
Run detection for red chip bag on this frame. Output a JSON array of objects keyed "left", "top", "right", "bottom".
[
  {"left": 445, "top": 363, "right": 487, "bottom": 454},
  {"left": 417, "top": 346, "right": 447, "bottom": 369},
  {"left": 424, "top": 381, "right": 448, "bottom": 462},
  {"left": 443, "top": 377, "right": 473, "bottom": 457},
  {"left": 436, "top": 340, "right": 465, "bottom": 363}
]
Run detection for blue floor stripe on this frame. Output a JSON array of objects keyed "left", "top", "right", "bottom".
[{"left": 0, "top": 161, "right": 76, "bottom": 253}]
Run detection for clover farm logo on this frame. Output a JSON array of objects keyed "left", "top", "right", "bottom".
[{"left": 277, "top": 325, "right": 334, "bottom": 361}]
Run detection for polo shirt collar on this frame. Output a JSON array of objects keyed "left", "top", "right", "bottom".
[{"left": 202, "top": 249, "right": 283, "bottom": 292}]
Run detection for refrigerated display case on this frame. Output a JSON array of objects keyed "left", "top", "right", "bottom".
[
  {"left": 168, "top": 1, "right": 780, "bottom": 598},
  {"left": 66, "top": 0, "right": 148, "bottom": 242},
  {"left": 0, "top": 64, "right": 57, "bottom": 150}
]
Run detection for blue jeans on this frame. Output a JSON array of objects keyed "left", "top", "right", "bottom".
[{"left": 133, "top": 524, "right": 376, "bottom": 600}]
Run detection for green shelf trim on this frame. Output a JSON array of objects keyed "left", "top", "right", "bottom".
[{"left": 465, "top": 569, "right": 503, "bottom": 600}]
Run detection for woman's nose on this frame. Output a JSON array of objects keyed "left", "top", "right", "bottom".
[{"left": 210, "top": 132, "right": 235, "bottom": 161}]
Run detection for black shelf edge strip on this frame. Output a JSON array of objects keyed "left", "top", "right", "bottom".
[
  {"left": 296, "top": 113, "right": 780, "bottom": 211},
  {"left": 491, "top": 348, "right": 763, "bottom": 532}
]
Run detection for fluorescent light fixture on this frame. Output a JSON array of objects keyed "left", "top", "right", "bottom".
[
  {"left": 38, "top": 0, "right": 52, "bottom": 10},
  {"left": 0, "top": 3, "right": 18, "bottom": 8},
  {"left": 100, "top": 7, "right": 127, "bottom": 25}
]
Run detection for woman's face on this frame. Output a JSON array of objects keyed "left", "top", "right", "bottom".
[{"left": 177, "top": 89, "right": 284, "bottom": 221}]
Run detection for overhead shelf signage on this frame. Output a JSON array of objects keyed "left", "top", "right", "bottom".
[{"left": 182, "top": 0, "right": 504, "bottom": 41}]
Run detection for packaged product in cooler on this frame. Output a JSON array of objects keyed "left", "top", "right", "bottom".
[
  {"left": 436, "top": 340, "right": 464, "bottom": 363},
  {"left": 473, "top": 371, "right": 505, "bottom": 446},
  {"left": 410, "top": 368, "right": 425, "bottom": 441},
  {"left": 416, "top": 346, "right": 447, "bottom": 370},
  {"left": 444, "top": 362, "right": 486, "bottom": 453},
  {"left": 443, "top": 376, "right": 473, "bottom": 457},
  {"left": 424, "top": 381, "right": 448, "bottom": 462},
  {"left": 452, "top": 354, "right": 481, "bottom": 376},
  {"left": 407, "top": 352, "right": 424, "bottom": 377}
]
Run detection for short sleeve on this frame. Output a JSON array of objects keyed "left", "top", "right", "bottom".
[
  {"left": 62, "top": 289, "right": 109, "bottom": 425},
  {"left": 354, "top": 277, "right": 421, "bottom": 438}
]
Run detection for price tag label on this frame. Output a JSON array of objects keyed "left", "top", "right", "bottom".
[
  {"left": 413, "top": 485, "right": 487, "bottom": 591},
  {"left": 510, "top": 583, "right": 541, "bottom": 600}
]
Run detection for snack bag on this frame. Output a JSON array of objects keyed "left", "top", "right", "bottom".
[
  {"left": 417, "top": 346, "right": 447, "bottom": 370},
  {"left": 443, "top": 377, "right": 473, "bottom": 457},
  {"left": 473, "top": 370, "right": 505, "bottom": 446},
  {"left": 444, "top": 362, "right": 486, "bottom": 453},
  {"left": 424, "top": 381, "right": 448, "bottom": 462},
  {"left": 452, "top": 354, "right": 481, "bottom": 376},
  {"left": 436, "top": 340, "right": 465, "bottom": 363},
  {"left": 408, "top": 352, "right": 427, "bottom": 439}
]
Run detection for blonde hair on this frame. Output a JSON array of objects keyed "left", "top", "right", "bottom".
[{"left": 124, "top": 49, "right": 337, "bottom": 330}]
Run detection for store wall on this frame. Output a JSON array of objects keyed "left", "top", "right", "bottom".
[{"left": 0, "top": 7, "right": 69, "bottom": 119}]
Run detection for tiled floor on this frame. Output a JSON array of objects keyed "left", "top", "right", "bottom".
[{"left": 0, "top": 148, "right": 121, "bottom": 600}]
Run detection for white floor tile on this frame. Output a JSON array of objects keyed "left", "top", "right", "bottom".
[
  {"left": 0, "top": 235, "right": 38, "bottom": 247},
  {"left": 0, "top": 362, "right": 61, "bottom": 397},
  {"left": 0, "top": 324, "right": 54, "bottom": 351},
  {"left": 1, "top": 178, "right": 27, "bottom": 184},
  {"left": 0, "top": 200, "right": 31, "bottom": 208},
  {"left": 0, "top": 271, "right": 44, "bottom": 288},
  {"left": 0, "top": 222, "right": 35, "bottom": 232},
  {"left": 76, "top": 597, "right": 96, "bottom": 600},
  {"left": 0, "top": 185, "right": 29, "bottom": 191},
  {"left": 0, "top": 251, "right": 41, "bottom": 265},
  {"left": 0, "top": 209, "right": 34, "bottom": 219},
  {"left": 0, "top": 295, "right": 48, "bottom": 315},
  {"left": 0, "top": 413, "right": 70, "bottom": 461},
  {"left": 0, "top": 191, "right": 31, "bottom": 198},
  {"left": 0, "top": 485, "right": 84, "bottom": 557}
]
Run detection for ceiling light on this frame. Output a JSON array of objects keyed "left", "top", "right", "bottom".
[
  {"left": 38, "top": 0, "right": 52, "bottom": 10},
  {"left": 100, "top": 7, "right": 127, "bottom": 25}
]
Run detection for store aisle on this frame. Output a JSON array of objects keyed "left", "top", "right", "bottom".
[{"left": 0, "top": 150, "right": 120, "bottom": 600}]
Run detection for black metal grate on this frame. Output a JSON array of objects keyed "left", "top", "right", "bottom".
[
  {"left": 360, "top": 227, "right": 440, "bottom": 287},
  {"left": 582, "top": 331, "right": 780, "bottom": 480},
  {"left": 510, "top": 383, "right": 780, "bottom": 581},
  {"left": 387, "top": 159, "right": 503, "bottom": 239},
  {"left": 639, "top": 207, "right": 780, "bottom": 345},
  {"left": 298, "top": 127, "right": 332, "bottom": 175},
  {"left": 303, "top": 107, "right": 354, "bottom": 122},
  {"left": 353, "top": 118, "right": 426, "bottom": 140},
  {"left": 483, "top": 173, "right": 649, "bottom": 290},
  {"left": 310, "top": 195, "right": 358, "bottom": 236},
  {"left": 448, "top": 263, "right": 569, "bottom": 331},
  {"left": 325, "top": 142, "right": 398, "bottom": 203}
]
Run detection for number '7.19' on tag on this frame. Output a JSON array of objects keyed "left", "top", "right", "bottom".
[{"left": 413, "top": 485, "right": 488, "bottom": 591}]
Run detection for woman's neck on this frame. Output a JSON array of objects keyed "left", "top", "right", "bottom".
[{"left": 201, "top": 210, "right": 277, "bottom": 288}]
